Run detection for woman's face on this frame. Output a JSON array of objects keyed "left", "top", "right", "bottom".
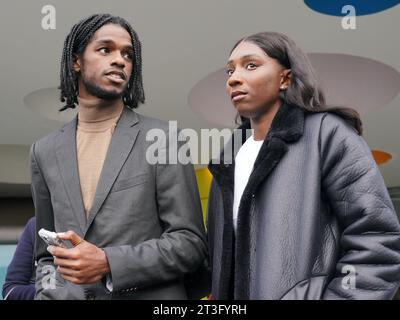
[{"left": 226, "top": 41, "right": 289, "bottom": 119}]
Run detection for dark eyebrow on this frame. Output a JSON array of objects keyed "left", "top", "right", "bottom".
[
  {"left": 94, "top": 38, "right": 133, "bottom": 50},
  {"left": 226, "top": 54, "right": 263, "bottom": 67}
]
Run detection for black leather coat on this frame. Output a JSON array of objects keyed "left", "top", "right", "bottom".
[{"left": 207, "top": 103, "right": 400, "bottom": 299}]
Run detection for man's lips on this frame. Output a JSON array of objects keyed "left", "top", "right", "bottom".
[
  {"left": 104, "top": 71, "right": 126, "bottom": 84},
  {"left": 231, "top": 91, "right": 248, "bottom": 102}
]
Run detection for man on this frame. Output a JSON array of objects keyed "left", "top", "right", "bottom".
[{"left": 32, "top": 14, "right": 208, "bottom": 300}]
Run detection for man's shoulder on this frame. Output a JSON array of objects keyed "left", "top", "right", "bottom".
[
  {"left": 32, "top": 122, "right": 71, "bottom": 155},
  {"left": 135, "top": 111, "right": 170, "bottom": 132}
]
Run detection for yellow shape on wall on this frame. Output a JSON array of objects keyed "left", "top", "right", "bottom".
[{"left": 195, "top": 168, "right": 212, "bottom": 225}]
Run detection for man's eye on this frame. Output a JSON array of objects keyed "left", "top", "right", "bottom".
[
  {"left": 226, "top": 69, "right": 234, "bottom": 76},
  {"left": 123, "top": 51, "right": 133, "bottom": 60},
  {"left": 99, "top": 48, "right": 109, "bottom": 54}
]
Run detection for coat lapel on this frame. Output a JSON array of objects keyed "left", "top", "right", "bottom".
[
  {"left": 55, "top": 117, "right": 86, "bottom": 235},
  {"left": 85, "top": 107, "right": 140, "bottom": 235}
]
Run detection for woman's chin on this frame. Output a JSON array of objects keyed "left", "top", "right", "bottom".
[{"left": 235, "top": 106, "right": 258, "bottom": 119}]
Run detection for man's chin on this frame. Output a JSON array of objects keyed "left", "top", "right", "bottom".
[
  {"left": 99, "top": 91, "right": 124, "bottom": 101},
  {"left": 89, "top": 88, "right": 125, "bottom": 101},
  {"left": 82, "top": 78, "right": 126, "bottom": 101}
]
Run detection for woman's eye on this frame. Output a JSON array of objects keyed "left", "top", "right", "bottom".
[
  {"left": 226, "top": 69, "right": 234, "bottom": 76},
  {"left": 246, "top": 63, "right": 257, "bottom": 70}
]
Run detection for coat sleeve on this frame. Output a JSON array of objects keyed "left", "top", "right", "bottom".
[
  {"left": 2, "top": 218, "right": 36, "bottom": 300},
  {"left": 103, "top": 130, "right": 209, "bottom": 292},
  {"left": 319, "top": 114, "right": 400, "bottom": 300}
]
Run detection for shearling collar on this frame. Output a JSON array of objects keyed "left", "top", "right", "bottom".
[{"left": 208, "top": 102, "right": 305, "bottom": 186}]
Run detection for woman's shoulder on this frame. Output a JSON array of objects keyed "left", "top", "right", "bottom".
[{"left": 305, "top": 111, "right": 359, "bottom": 137}]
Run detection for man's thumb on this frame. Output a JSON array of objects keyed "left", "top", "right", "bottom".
[{"left": 58, "top": 230, "right": 83, "bottom": 247}]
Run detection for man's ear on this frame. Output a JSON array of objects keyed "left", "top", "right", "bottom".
[
  {"left": 281, "top": 69, "right": 292, "bottom": 88},
  {"left": 73, "top": 54, "right": 81, "bottom": 73}
]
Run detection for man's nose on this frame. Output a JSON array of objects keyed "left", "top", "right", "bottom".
[{"left": 111, "top": 52, "right": 126, "bottom": 68}]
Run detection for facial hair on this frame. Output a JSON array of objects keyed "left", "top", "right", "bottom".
[{"left": 80, "top": 64, "right": 129, "bottom": 101}]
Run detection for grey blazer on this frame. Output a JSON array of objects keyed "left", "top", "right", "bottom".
[{"left": 31, "top": 107, "right": 209, "bottom": 300}]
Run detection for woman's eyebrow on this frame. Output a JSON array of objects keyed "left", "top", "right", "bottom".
[{"left": 226, "top": 54, "right": 262, "bottom": 67}]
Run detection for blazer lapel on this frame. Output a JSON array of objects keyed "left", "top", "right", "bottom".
[
  {"left": 55, "top": 117, "right": 86, "bottom": 235},
  {"left": 85, "top": 107, "right": 140, "bottom": 234}
]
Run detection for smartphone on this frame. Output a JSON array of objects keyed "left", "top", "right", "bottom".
[{"left": 38, "top": 228, "right": 67, "bottom": 248}]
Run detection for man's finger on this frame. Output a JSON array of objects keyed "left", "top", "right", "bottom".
[
  {"left": 60, "top": 274, "right": 81, "bottom": 284},
  {"left": 58, "top": 230, "right": 84, "bottom": 247},
  {"left": 54, "top": 257, "right": 80, "bottom": 270},
  {"left": 48, "top": 246, "right": 75, "bottom": 259},
  {"left": 57, "top": 266, "right": 78, "bottom": 277}
]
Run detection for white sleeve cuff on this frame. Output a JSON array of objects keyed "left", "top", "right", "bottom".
[{"left": 106, "top": 274, "right": 113, "bottom": 292}]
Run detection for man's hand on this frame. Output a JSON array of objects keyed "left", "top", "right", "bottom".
[{"left": 47, "top": 230, "right": 111, "bottom": 285}]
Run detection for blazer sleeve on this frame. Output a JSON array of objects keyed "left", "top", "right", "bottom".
[
  {"left": 103, "top": 130, "right": 209, "bottom": 292},
  {"left": 319, "top": 113, "right": 400, "bottom": 300},
  {"left": 30, "top": 142, "right": 73, "bottom": 300},
  {"left": 2, "top": 217, "right": 36, "bottom": 300}
]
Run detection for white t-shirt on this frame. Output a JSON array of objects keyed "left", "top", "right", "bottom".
[{"left": 233, "top": 135, "right": 264, "bottom": 234}]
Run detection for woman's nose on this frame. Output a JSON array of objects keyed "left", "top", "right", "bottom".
[{"left": 227, "top": 71, "right": 243, "bottom": 88}]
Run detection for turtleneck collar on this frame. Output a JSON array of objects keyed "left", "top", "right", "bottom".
[{"left": 77, "top": 96, "right": 124, "bottom": 123}]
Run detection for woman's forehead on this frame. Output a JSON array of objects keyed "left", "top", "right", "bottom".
[{"left": 228, "top": 41, "right": 269, "bottom": 64}]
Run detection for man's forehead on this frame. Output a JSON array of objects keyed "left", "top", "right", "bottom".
[{"left": 91, "top": 23, "right": 132, "bottom": 43}]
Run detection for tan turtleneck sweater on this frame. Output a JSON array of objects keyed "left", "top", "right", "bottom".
[{"left": 76, "top": 97, "right": 124, "bottom": 218}]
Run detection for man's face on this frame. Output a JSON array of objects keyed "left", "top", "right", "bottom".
[{"left": 74, "top": 23, "right": 134, "bottom": 101}]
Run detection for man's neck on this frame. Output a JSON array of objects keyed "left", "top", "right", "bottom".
[{"left": 77, "top": 96, "right": 124, "bottom": 123}]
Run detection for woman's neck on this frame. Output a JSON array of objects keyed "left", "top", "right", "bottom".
[
  {"left": 77, "top": 96, "right": 124, "bottom": 123},
  {"left": 250, "top": 99, "right": 282, "bottom": 141}
]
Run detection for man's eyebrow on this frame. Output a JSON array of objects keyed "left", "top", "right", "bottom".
[
  {"left": 226, "top": 54, "right": 262, "bottom": 67},
  {"left": 93, "top": 38, "right": 133, "bottom": 49}
]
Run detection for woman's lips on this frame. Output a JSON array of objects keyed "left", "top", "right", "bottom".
[{"left": 231, "top": 93, "right": 247, "bottom": 102}]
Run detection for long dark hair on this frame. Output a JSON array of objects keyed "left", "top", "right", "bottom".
[
  {"left": 232, "top": 32, "right": 362, "bottom": 135},
  {"left": 59, "top": 13, "right": 145, "bottom": 111}
]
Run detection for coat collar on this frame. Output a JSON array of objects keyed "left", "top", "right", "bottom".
[
  {"left": 208, "top": 102, "right": 305, "bottom": 189},
  {"left": 55, "top": 106, "right": 140, "bottom": 236}
]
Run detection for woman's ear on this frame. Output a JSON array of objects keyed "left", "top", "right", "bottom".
[
  {"left": 73, "top": 54, "right": 81, "bottom": 73},
  {"left": 280, "top": 69, "right": 292, "bottom": 90}
]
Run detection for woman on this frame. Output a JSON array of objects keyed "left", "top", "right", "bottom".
[{"left": 207, "top": 32, "right": 400, "bottom": 300}]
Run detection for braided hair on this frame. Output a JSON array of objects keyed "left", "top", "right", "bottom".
[{"left": 59, "top": 13, "right": 145, "bottom": 111}]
